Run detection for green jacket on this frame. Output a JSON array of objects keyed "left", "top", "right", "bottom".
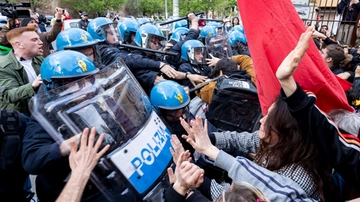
[{"left": 0, "top": 51, "right": 43, "bottom": 116}]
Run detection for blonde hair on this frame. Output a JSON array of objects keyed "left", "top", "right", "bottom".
[
  {"left": 214, "top": 182, "right": 268, "bottom": 202},
  {"left": 6, "top": 26, "right": 37, "bottom": 45}
]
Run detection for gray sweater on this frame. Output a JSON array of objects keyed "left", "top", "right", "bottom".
[{"left": 214, "top": 150, "right": 318, "bottom": 201}]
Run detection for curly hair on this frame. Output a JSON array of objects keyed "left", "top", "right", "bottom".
[{"left": 208, "top": 58, "right": 238, "bottom": 79}]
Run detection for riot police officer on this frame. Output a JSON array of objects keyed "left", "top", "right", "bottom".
[
  {"left": 21, "top": 51, "right": 110, "bottom": 202},
  {"left": 55, "top": 28, "right": 103, "bottom": 67},
  {"left": 178, "top": 40, "right": 211, "bottom": 92},
  {"left": 228, "top": 30, "right": 250, "bottom": 56}
]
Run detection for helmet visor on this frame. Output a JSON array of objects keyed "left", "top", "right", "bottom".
[
  {"left": 188, "top": 47, "right": 207, "bottom": 65},
  {"left": 144, "top": 33, "right": 166, "bottom": 50},
  {"left": 206, "top": 34, "right": 233, "bottom": 58},
  {"left": 101, "top": 23, "right": 122, "bottom": 45}
]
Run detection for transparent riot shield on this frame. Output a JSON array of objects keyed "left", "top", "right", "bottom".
[
  {"left": 205, "top": 32, "right": 233, "bottom": 59},
  {"left": 29, "top": 59, "right": 173, "bottom": 201}
]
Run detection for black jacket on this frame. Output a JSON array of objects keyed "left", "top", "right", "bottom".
[
  {"left": 281, "top": 83, "right": 360, "bottom": 191},
  {"left": 164, "top": 186, "right": 209, "bottom": 202},
  {"left": 78, "top": 19, "right": 89, "bottom": 31},
  {"left": 178, "top": 63, "right": 212, "bottom": 89},
  {"left": 22, "top": 115, "right": 109, "bottom": 202},
  {"left": 165, "top": 28, "right": 200, "bottom": 68},
  {"left": 0, "top": 112, "right": 30, "bottom": 202}
]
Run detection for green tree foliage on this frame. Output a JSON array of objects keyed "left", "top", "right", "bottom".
[
  {"left": 63, "top": 0, "right": 126, "bottom": 16},
  {"left": 125, "top": 0, "right": 140, "bottom": 16},
  {"left": 138, "top": 0, "right": 164, "bottom": 17},
  {"left": 176, "top": 0, "right": 237, "bottom": 18},
  {"left": 124, "top": 0, "right": 238, "bottom": 19}
]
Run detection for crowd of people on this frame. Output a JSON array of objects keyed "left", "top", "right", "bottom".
[{"left": 0, "top": 4, "right": 360, "bottom": 202}]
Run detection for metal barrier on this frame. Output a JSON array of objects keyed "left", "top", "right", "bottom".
[{"left": 295, "top": 0, "right": 360, "bottom": 46}]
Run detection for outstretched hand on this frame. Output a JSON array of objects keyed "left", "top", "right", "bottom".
[
  {"left": 170, "top": 135, "right": 191, "bottom": 166},
  {"left": 69, "top": 127, "right": 110, "bottom": 175},
  {"left": 186, "top": 74, "right": 207, "bottom": 87},
  {"left": 161, "top": 65, "right": 178, "bottom": 79},
  {"left": 206, "top": 53, "right": 220, "bottom": 67},
  {"left": 169, "top": 151, "right": 204, "bottom": 195},
  {"left": 276, "top": 26, "right": 314, "bottom": 96},
  {"left": 180, "top": 116, "right": 219, "bottom": 160}
]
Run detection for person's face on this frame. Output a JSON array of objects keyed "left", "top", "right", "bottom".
[
  {"left": 27, "top": 20, "right": 38, "bottom": 30},
  {"left": 356, "top": 46, "right": 360, "bottom": 55},
  {"left": 19, "top": 31, "right": 43, "bottom": 57},
  {"left": 258, "top": 103, "right": 277, "bottom": 143},
  {"left": 105, "top": 26, "right": 119, "bottom": 44},
  {"left": 82, "top": 15, "right": 88, "bottom": 20},
  {"left": 130, "top": 33, "right": 136, "bottom": 41},
  {"left": 320, "top": 27, "right": 327, "bottom": 34},
  {"left": 164, "top": 108, "right": 184, "bottom": 121},
  {"left": 31, "top": 15, "right": 39, "bottom": 24},
  {"left": 320, "top": 47, "right": 332, "bottom": 66},
  {"left": 194, "top": 49, "right": 204, "bottom": 63},
  {"left": 233, "top": 18, "right": 239, "bottom": 24},
  {"left": 78, "top": 47, "right": 94, "bottom": 61},
  {"left": 148, "top": 36, "right": 162, "bottom": 50}
]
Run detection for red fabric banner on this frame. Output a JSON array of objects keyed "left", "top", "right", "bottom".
[{"left": 237, "top": 0, "right": 353, "bottom": 114}]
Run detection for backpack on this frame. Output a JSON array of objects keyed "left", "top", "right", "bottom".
[
  {"left": 205, "top": 73, "right": 262, "bottom": 133},
  {"left": 0, "top": 110, "right": 23, "bottom": 170}
]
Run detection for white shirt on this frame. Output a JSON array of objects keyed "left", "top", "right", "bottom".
[{"left": 17, "top": 57, "right": 37, "bottom": 83}]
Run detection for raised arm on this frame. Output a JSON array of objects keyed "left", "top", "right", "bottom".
[{"left": 276, "top": 26, "right": 360, "bottom": 190}]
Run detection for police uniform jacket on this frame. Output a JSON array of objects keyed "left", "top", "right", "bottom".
[{"left": 22, "top": 112, "right": 108, "bottom": 202}]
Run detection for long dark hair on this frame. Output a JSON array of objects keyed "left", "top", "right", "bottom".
[
  {"left": 255, "top": 97, "right": 333, "bottom": 201},
  {"left": 232, "top": 17, "right": 240, "bottom": 26}
]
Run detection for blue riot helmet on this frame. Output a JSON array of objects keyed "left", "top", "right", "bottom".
[
  {"left": 173, "top": 19, "right": 188, "bottom": 30},
  {"left": 170, "top": 27, "right": 189, "bottom": 43},
  {"left": 199, "top": 25, "right": 217, "bottom": 39},
  {"left": 181, "top": 39, "right": 207, "bottom": 65},
  {"left": 151, "top": 80, "right": 192, "bottom": 134},
  {"left": 211, "top": 22, "right": 222, "bottom": 29},
  {"left": 56, "top": 28, "right": 98, "bottom": 50},
  {"left": 228, "top": 30, "right": 247, "bottom": 46},
  {"left": 134, "top": 24, "right": 166, "bottom": 50},
  {"left": 41, "top": 50, "right": 99, "bottom": 90},
  {"left": 206, "top": 21, "right": 216, "bottom": 27},
  {"left": 118, "top": 19, "right": 139, "bottom": 44},
  {"left": 232, "top": 25, "right": 245, "bottom": 34},
  {"left": 150, "top": 80, "right": 190, "bottom": 110},
  {"left": 212, "top": 22, "right": 224, "bottom": 34},
  {"left": 228, "top": 30, "right": 248, "bottom": 55},
  {"left": 87, "top": 17, "right": 121, "bottom": 45},
  {"left": 137, "top": 17, "right": 151, "bottom": 26}
]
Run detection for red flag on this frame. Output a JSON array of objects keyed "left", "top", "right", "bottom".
[{"left": 237, "top": 0, "right": 353, "bottom": 115}]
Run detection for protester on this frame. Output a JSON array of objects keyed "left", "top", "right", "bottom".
[
  {"left": 55, "top": 127, "right": 109, "bottom": 202},
  {"left": 21, "top": 51, "right": 110, "bottom": 202},
  {"left": 19, "top": 7, "right": 63, "bottom": 57},
  {"left": 336, "top": 0, "right": 360, "bottom": 45},
  {"left": 180, "top": 27, "right": 359, "bottom": 201},
  {"left": 0, "top": 26, "right": 43, "bottom": 116}
]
